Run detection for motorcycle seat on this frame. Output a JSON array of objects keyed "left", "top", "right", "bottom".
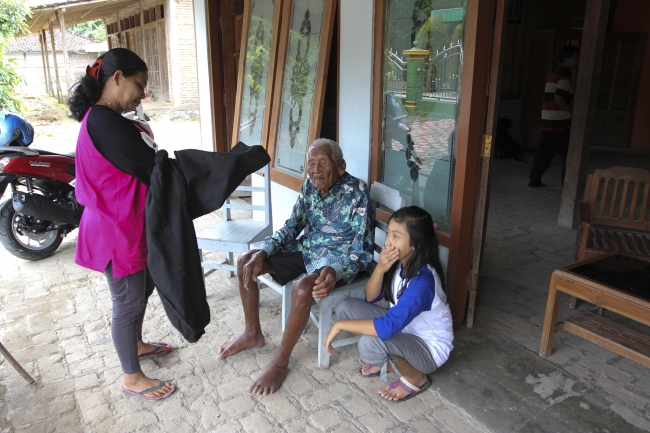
[{"left": 30, "top": 148, "right": 76, "bottom": 158}]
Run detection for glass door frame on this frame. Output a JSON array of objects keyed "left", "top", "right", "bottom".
[{"left": 371, "top": 0, "right": 502, "bottom": 329}]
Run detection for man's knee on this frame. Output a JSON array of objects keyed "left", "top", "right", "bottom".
[{"left": 292, "top": 275, "right": 316, "bottom": 300}]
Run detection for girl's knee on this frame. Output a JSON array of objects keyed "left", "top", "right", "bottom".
[
  {"left": 358, "top": 335, "right": 387, "bottom": 363},
  {"left": 335, "top": 297, "right": 357, "bottom": 319}
]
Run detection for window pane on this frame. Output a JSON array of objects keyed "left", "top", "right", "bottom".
[
  {"left": 381, "top": 0, "right": 467, "bottom": 234},
  {"left": 237, "top": 0, "right": 278, "bottom": 147},
  {"left": 273, "top": 0, "right": 325, "bottom": 177}
]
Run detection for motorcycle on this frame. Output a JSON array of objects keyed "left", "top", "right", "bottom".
[{"left": 0, "top": 112, "right": 82, "bottom": 260}]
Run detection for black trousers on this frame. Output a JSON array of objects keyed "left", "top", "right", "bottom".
[{"left": 528, "top": 129, "right": 570, "bottom": 186}]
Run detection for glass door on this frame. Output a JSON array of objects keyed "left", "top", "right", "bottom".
[{"left": 379, "top": 0, "right": 467, "bottom": 235}]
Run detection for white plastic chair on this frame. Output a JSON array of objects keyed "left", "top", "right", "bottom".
[{"left": 197, "top": 164, "right": 272, "bottom": 278}]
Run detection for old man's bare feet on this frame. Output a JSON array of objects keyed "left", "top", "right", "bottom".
[
  {"left": 217, "top": 332, "right": 265, "bottom": 359},
  {"left": 248, "top": 358, "right": 288, "bottom": 395}
]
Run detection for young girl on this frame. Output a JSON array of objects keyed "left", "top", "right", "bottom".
[{"left": 324, "top": 206, "right": 453, "bottom": 402}]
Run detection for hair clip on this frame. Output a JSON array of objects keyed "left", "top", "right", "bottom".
[
  {"left": 86, "top": 59, "right": 103, "bottom": 81},
  {"left": 433, "top": 222, "right": 438, "bottom": 229}
]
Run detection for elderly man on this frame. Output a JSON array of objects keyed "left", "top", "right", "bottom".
[{"left": 218, "top": 138, "right": 374, "bottom": 395}]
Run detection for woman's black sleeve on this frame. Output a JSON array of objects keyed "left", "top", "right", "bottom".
[{"left": 86, "top": 106, "right": 156, "bottom": 186}]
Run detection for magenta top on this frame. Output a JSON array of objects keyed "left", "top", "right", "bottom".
[{"left": 74, "top": 108, "right": 149, "bottom": 278}]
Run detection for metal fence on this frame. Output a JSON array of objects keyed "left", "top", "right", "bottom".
[{"left": 386, "top": 40, "right": 463, "bottom": 102}]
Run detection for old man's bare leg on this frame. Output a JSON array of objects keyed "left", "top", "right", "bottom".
[
  {"left": 248, "top": 273, "right": 320, "bottom": 395},
  {"left": 217, "top": 250, "right": 269, "bottom": 358}
]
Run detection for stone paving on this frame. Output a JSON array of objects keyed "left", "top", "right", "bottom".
[
  {"left": 0, "top": 208, "right": 487, "bottom": 433},
  {"left": 2, "top": 133, "right": 650, "bottom": 432}
]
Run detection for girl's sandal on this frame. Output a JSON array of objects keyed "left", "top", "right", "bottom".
[
  {"left": 381, "top": 376, "right": 432, "bottom": 403},
  {"left": 359, "top": 363, "right": 380, "bottom": 378}
]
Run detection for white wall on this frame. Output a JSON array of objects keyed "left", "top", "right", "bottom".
[
  {"left": 192, "top": 0, "right": 214, "bottom": 151},
  {"left": 338, "top": 0, "right": 375, "bottom": 183}
]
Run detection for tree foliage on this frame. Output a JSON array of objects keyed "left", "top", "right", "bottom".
[
  {"left": 68, "top": 20, "right": 106, "bottom": 42},
  {"left": 0, "top": 0, "right": 31, "bottom": 113}
]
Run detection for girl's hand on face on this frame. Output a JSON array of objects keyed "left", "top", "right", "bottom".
[
  {"left": 376, "top": 246, "right": 399, "bottom": 274},
  {"left": 324, "top": 323, "right": 342, "bottom": 355}
]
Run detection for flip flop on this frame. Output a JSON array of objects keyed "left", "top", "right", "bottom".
[
  {"left": 381, "top": 376, "right": 432, "bottom": 403},
  {"left": 359, "top": 363, "right": 380, "bottom": 378},
  {"left": 121, "top": 379, "right": 175, "bottom": 401},
  {"left": 138, "top": 342, "right": 172, "bottom": 359}
]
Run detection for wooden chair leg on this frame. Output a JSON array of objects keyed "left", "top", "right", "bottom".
[
  {"left": 569, "top": 296, "right": 578, "bottom": 309},
  {"left": 0, "top": 342, "right": 35, "bottom": 384},
  {"left": 539, "top": 275, "right": 562, "bottom": 358}
]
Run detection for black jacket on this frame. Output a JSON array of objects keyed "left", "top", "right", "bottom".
[{"left": 146, "top": 142, "right": 270, "bottom": 342}]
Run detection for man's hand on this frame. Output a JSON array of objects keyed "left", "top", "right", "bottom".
[
  {"left": 312, "top": 266, "right": 336, "bottom": 300},
  {"left": 242, "top": 250, "right": 267, "bottom": 290}
]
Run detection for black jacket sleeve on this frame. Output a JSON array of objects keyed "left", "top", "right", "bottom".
[{"left": 86, "top": 105, "right": 156, "bottom": 186}]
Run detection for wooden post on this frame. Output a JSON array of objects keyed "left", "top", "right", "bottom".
[
  {"left": 0, "top": 342, "right": 35, "bottom": 384},
  {"left": 49, "top": 21, "right": 63, "bottom": 103},
  {"left": 557, "top": 0, "right": 611, "bottom": 228},
  {"left": 38, "top": 33, "right": 50, "bottom": 94},
  {"left": 56, "top": 9, "right": 72, "bottom": 92},
  {"left": 41, "top": 29, "right": 53, "bottom": 96}
]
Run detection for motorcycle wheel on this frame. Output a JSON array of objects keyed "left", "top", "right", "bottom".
[{"left": 0, "top": 200, "right": 64, "bottom": 260}]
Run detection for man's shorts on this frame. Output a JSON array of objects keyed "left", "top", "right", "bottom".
[
  {"left": 265, "top": 252, "right": 307, "bottom": 286},
  {"left": 264, "top": 251, "right": 348, "bottom": 288}
]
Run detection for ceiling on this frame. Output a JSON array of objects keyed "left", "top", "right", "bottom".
[{"left": 26, "top": 0, "right": 138, "bottom": 34}]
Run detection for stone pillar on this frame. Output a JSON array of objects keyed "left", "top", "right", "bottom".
[{"left": 402, "top": 41, "right": 429, "bottom": 110}]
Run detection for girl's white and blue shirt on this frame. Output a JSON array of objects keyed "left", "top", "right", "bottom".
[{"left": 370, "top": 264, "right": 454, "bottom": 369}]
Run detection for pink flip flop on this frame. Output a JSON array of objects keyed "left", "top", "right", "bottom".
[
  {"left": 138, "top": 341, "right": 172, "bottom": 359},
  {"left": 381, "top": 376, "right": 432, "bottom": 403},
  {"left": 121, "top": 379, "right": 175, "bottom": 401}
]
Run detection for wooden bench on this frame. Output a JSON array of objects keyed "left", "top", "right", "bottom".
[{"left": 572, "top": 166, "right": 650, "bottom": 307}]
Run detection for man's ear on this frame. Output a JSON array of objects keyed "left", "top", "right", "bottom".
[{"left": 338, "top": 159, "right": 347, "bottom": 175}]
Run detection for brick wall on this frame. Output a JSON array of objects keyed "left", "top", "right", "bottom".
[
  {"left": 103, "top": 0, "right": 198, "bottom": 105},
  {"left": 171, "top": 0, "right": 199, "bottom": 105}
]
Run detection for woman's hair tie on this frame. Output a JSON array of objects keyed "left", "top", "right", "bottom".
[
  {"left": 86, "top": 59, "right": 103, "bottom": 81},
  {"left": 433, "top": 222, "right": 438, "bottom": 229}
]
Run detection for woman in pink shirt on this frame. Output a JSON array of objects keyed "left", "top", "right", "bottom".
[{"left": 68, "top": 48, "right": 174, "bottom": 401}]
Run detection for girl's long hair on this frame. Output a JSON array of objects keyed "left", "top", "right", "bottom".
[
  {"left": 68, "top": 48, "right": 148, "bottom": 122},
  {"left": 381, "top": 206, "right": 447, "bottom": 304}
]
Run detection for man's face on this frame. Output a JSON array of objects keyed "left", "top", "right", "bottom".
[
  {"left": 565, "top": 52, "right": 579, "bottom": 69},
  {"left": 306, "top": 145, "right": 345, "bottom": 196}
]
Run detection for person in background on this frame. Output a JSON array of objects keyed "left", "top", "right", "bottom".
[
  {"left": 324, "top": 206, "right": 453, "bottom": 403},
  {"left": 68, "top": 48, "right": 174, "bottom": 401},
  {"left": 529, "top": 45, "right": 580, "bottom": 187}
]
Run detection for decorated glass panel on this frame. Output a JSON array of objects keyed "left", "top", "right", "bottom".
[
  {"left": 236, "top": 0, "right": 278, "bottom": 147},
  {"left": 273, "top": 0, "right": 326, "bottom": 177}
]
